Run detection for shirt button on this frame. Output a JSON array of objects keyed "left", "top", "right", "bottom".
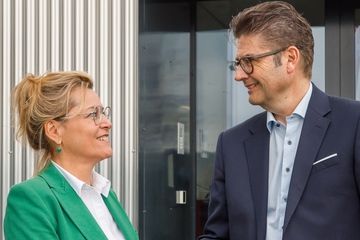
[
  {"left": 287, "top": 140, "right": 292, "bottom": 145},
  {"left": 283, "top": 197, "right": 287, "bottom": 202},
  {"left": 276, "top": 123, "right": 280, "bottom": 127},
  {"left": 286, "top": 167, "right": 290, "bottom": 172}
]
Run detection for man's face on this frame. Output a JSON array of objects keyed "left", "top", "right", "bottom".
[{"left": 234, "top": 34, "right": 290, "bottom": 110}]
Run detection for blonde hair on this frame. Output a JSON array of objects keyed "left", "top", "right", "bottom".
[{"left": 11, "top": 71, "right": 94, "bottom": 175}]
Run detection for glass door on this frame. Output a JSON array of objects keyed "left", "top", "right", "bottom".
[
  {"left": 355, "top": 8, "right": 360, "bottom": 99},
  {"left": 195, "top": 1, "right": 325, "bottom": 237},
  {"left": 138, "top": 2, "right": 194, "bottom": 239}
]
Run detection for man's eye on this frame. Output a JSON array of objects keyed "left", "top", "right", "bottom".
[{"left": 242, "top": 58, "right": 252, "bottom": 66}]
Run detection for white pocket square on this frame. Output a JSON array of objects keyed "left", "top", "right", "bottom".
[{"left": 313, "top": 153, "right": 337, "bottom": 165}]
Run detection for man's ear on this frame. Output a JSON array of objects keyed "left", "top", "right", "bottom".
[
  {"left": 44, "top": 120, "right": 62, "bottom": 143},
  {"left": 285, "top": 46, "right": 300, "bottom": 74}
]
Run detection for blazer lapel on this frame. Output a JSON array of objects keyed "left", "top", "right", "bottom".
[
  {"left": 244, "top": 113, "right": 270, "bottom": 240},
  {"left": 40, "top": 163, "right": 107, "bottom": 240},
  {"left": 283, "top": 85, "right": 331, "bottom": 230},
  {"left": 102, "top": 191, "right": 138, "bottom": 240}
]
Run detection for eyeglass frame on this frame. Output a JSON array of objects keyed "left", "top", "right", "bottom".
[
  {"left": 232, "top": 46, "right": 289, "bottom": 74},
  {"left": 82, "top": 105, "right": 111, "bottom": 125}
]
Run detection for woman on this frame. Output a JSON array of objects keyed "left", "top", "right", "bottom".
[{"left": 4, "top": 71, "right": 138, "bottom": 240}]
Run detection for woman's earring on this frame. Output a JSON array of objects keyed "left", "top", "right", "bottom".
[{"left": 57, "top": 142, "right": 62, "bottom": 153}]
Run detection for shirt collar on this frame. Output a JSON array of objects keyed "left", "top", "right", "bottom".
[
  {"left": 90, "top": 171, "right": 111, "bottom": 197},
  {"left": 266, "top": 82, "right": 313, "bottom": 133},
  {"left": 52, "top": 161, "right": 111, "bottom": 197}
]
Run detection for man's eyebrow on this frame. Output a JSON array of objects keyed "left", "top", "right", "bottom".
[{"left": 237, "top": 52, "right": 255, "bottom": 59}]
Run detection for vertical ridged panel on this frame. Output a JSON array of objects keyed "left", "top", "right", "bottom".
[
  {"left": 111, "top": 0, "right": 126, "bottom": 211},
  {"left": 0, "top": 0, "right": 139, "bottom": 238},
  {"left": 1, "top": 3, "right": 12, "bottom": 238},
  {"left": 124, "top": 0, "right": 138, "bottom": 225}
]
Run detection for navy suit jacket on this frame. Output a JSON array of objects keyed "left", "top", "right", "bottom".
[{"left": 199, "top": 84, "right": 360, "bottom": 240}]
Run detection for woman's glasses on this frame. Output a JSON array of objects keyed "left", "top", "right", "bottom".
[{"left": 84, "top": 106, "right": 111, "bottom": 125}]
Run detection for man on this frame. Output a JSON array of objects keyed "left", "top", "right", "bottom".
[{"left": 199, "top": 1, "right": 360, "bottom": 240}]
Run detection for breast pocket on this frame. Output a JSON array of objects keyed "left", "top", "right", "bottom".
[{"left": 311, "top": 153, "right": 340, "bottom": 174}]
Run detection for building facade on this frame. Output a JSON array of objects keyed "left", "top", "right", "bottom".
[{"left": 1, "top": 0, "right": 360, "bottom": 239}]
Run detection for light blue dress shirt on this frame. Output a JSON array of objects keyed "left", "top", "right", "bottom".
[{"left": 265, "top": 83, "right": 312, "bottom": 240}]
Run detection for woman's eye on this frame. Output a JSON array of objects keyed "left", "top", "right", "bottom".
[{"left": 87, "top": 112, "right": 97, "bottom": 118}]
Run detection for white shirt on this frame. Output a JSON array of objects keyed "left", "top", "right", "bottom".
[
  {"left": 265, "top": 83, "right": 312, "bottom": 240},
  {"left": 52, "top": 161, "right": 125, "bottom": 240}
]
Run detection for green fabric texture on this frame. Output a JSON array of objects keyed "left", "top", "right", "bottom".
[{"left": 4, "top": 163, "right": 138, "bottom": 240}]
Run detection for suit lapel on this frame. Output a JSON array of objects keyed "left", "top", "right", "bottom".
[
  {"left": 283, "top": 85, "right": 331, "bottom": 230},
  {"left": 40, "top": 163, "right": 107, "bottom": 240},
  {"left": 102, "top": 191, "right": 138, "bottom": 240},
  {"left": 245, "top": 113, "right": 270, "bottom": 240}
]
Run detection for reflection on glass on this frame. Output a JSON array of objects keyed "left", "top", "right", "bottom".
[
  {"left": 355, "top": 9, "right": 360, "bottom": 100},
  {"left": 196, "top": 27, "right": 325, "bottom": 237},
  {"left": 139, "top": 32, "right": 192, "bottom": 240}
]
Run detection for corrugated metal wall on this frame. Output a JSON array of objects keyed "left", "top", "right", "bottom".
[{"left": 0, "top": 0, "right": 139, "bottom": 238}]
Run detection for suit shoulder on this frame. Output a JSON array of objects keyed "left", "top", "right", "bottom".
[
  {"left": 222, "top": 111, "right": 267, "bottom": 138},
  {"left": 328, "top": 95, "right": 360, "bottom": 115},
  {"left": 227, "top": 111, "right": 266, "bottom": 131},
  {"left": 12, "top": 175, "right": 47, "bottom": 187},
  {"left": 328, "top": 95, "right": 360, "bottom": 106},
  {"left": 9, "top": 176, "right": 50, "bottom": 196}
]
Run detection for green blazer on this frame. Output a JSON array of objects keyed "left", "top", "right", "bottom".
[{"left": 4, "top": 163, "right": 138, "bottom": 240}]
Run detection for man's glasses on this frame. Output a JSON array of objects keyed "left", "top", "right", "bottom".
[
  {"left": 84, "top": 106, "right": 111, "bottom": 125},
  {"left": 232, "top": 47, "right": 288, "bottom": 74}
]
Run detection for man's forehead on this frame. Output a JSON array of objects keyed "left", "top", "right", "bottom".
[{"left": 236, "top": 35, "right": 272, "bottom": 52}]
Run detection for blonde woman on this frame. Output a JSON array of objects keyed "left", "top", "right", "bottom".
[{"left": 4, "top": 71, "right": 138, "bottom": 240}]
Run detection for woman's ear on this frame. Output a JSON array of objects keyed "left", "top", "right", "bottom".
[
  {"left": 285, "top": 46, "right": 300, "bottom": 73},
  {"left": 44, "top": 120, "right": 62, "bottom": 143}
]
